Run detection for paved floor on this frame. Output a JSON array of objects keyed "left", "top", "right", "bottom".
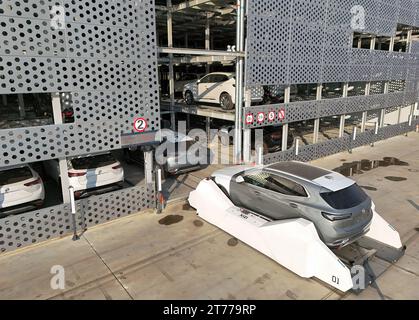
[{"left": 0, "top": 133, "right": 418, "bottom": 300}]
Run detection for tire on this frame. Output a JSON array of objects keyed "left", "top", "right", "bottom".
[
  {"left": 220, "top": 93, "right": 234, "bottom": 110},
  {"left": 184, "top": 91, "right": 194, "bottom": 105}
]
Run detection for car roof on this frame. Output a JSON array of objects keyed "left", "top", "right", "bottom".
[
  {"left": 206, "top": 72, "right": 234, "bottom": 76},
  {"left": 0, "top": 164, "right": 30, "bottom": 172},
  {"left": 266, "top": 161, "right": 331, "bottom": 180},
  {"left": 265, "top": 161, "right": 355, "bottom": 192}
]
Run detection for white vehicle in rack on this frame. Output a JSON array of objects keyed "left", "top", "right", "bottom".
[
  {"left": 0, "top": 165, "right": 45, "bottom": 216},
  {"left": 44, "top": 153, "right": 124, "bottom": 199},
  {"left": 183, "top": 72, "right": 264, "bottom": 110}
]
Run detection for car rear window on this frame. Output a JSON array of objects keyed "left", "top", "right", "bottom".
[
  {"left": 0, "top": 167, "right": 33, "bottom": 186},
  {"left": 320, "top": 184, "right": 368, "bottom": 209},
  {"left": 71, "top": 154, "right": 117, "bottom": 170}
]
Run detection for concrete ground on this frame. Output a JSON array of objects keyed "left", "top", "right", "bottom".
[{"left": 0, "top": 133, "right": 418, "bottom": 300}]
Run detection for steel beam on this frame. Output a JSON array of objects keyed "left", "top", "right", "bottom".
[{"left": 159, "top": 47, "right": 245, "bottom": 57}]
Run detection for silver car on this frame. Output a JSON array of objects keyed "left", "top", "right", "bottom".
[{"left": 211, "top": 161, "right": 373, "bottom": 248}]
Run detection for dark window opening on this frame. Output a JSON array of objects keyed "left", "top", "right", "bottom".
[{"left": 70, "top": 153, "right": 118, "bottom": 170}]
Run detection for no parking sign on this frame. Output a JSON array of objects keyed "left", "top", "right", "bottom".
[
  {"left": 278, "top": 108, "right": 286, "bottom": 122},
  {"left": 245, "top": 113, "right": 254, "bottom": 125},
  {"left": 133, "top": 118, "right": 148, "bottom": 132},
  {"left": 257, "top": 112, "right": 265, "bottom": 123},
  {"left": 268, "top": 111, "right": 276, "bottom": 122}
]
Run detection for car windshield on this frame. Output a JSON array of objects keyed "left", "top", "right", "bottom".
[
  {"left": 320, "top": 184, "right": 368, "bottom": 210},
  {"left": 71, "top": 154, "right": 117, "bottom": 170},
  {"left": 0, "top": 167, "right": 33, "bottom": 186}
]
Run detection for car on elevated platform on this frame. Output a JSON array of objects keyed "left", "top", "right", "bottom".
[{"left": 211, "top": 161, "right": 374, "bottom": 248}]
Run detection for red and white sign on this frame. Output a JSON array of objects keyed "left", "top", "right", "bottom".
[
  {"left": 278, "top": 108, "right": 286, "bottom": 121},
  {"left": 268, "top": 111, "right": 276, "bottom": 122},
  {"left": 257, "top": 112, "right": 265, "bottom": 123},
  {"left": 245, "top": 113, "right": 254, "bottom": 125},
  {"left": 133, "top": 118, "right": 148, "bottom": 133}
]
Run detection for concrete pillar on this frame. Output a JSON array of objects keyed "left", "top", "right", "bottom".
[{"left": 1, "top": 95, "right": 7, "bottom": 106}]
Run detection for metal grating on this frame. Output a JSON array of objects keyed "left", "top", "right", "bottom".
[
  {"left": 264, "top": 120, "right": 419, "bottom": 165},
  {"left": 246, "top": 0, "right": 419, "bottom": 86},
  {"left": 0, "top": 0, "right": 160, "bottom": 167},
  {"left": 0, "top": 184, "right": 154, "bottom": 254}
]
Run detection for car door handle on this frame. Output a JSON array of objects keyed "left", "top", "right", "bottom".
[
  {"left": 289, "top": 203, "right": 299, "bottom": 209},
  {"left": 254, "top": 191, "right": 262, "bottom": 196}
]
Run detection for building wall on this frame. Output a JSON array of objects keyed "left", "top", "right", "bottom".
[
  {"left": 245, "top": 0, "right": 419, "bottom": 163},
  {"left": 0, "top": 0, "right": 160, "bottom": 167},
  {"left": 0, "top": 0, "right": 159, "bottom": 253}
]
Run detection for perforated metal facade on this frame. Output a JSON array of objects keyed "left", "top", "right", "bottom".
[
  {"left": 245, "top": 0, "right": 419, "bottom": 129},
  {"left": 0, "top": 0, "right": 160, "bottom": 167},
  {"left": 0, "top": 184, "right": 154, "bottom": 253},
  {"left": 0, "top": 0, "right": 159, "bottom": 253}
]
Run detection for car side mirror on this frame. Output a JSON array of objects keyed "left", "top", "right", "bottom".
[{"left": 236, "top": 176, "right": 245, "bottom": 184}]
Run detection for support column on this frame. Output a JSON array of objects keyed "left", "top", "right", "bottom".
[
  {"left": 313, "top": 84, "right": 322, "bottom": 144},
  {"left": 397, "top": 106, "right": 402, "bottom": 124},
  {"left": 407, "top": 29, "right": 413, "bottom": 53},
  {"left": 243, "top": 89, "right": 252, "bottom": 163},
  {"left": 144, "top": 149, "right": 154, "bottom": 185},
  {"left": 379, "top": 109, "right": 386, "bottom": 128},
  {"left": 233, "top": 0, "right": 245, "bottom": 164},
  {"left": 339, "top": 115, "right": 346, "bottom": 138},
  {"left": 205, "top": 14, "right": 211, "bottom": 74},
  {"left": 52, "top": 93, "right": 62, "bottom": 124},
  {"left": 281, "top": 86, "right": 291, "bottom": 151},
  {"left": 17, "top": 94, "right": 25, "bottom": 119},
  {"left": 361, "top": 82, "right": 370, "bottom": 132},
  {"left": 167, "top": 0, "right": 175, "bottom": 130},
  {"left": 1, "top": 95, "right": 7, "bottom": 107},
  {"left": 339, "top": 83, "right": 349, "bottom": 138},
  {"left": 389, "top": 36, "right": 395, "bottom": 52},
  {"left": 52, "top": 93, "right": 71, "bottom": 204},
  {"left": 370, "top": 36, "right": 376, "bottom": 51},
  {"left": 206, "top": 116, "right": 211, "bottom": 144}
]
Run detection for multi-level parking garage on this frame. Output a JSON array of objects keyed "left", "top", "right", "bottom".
[{"left": 1, "top": 0, "right": 419, "bottom": 254}]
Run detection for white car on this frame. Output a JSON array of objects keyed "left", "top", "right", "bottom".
[
  {"left": 44, "top": 153, "right": 124, "bottom": 199},
  {"left": 0, "top": 165, "right": 45, "bottom": 216},
  {"left": 183, "top": 72, "right": 264, "bottom": 110},
  {"left": 174, "top": 73, "right": 203, "bottom": 95}
]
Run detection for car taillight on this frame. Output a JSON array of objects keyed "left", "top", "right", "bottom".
[
  {"left": 68, "top": 171, "right": 86, "bottom": 177},
  {"left": 24, "top": 178, "right": 42, "bottom": 187},
  {"left": 112, "top": 164, "right": 122, "bottom": 170},
  {"left": 322, "top": 212, "right": 352, "bottom": 221}
]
